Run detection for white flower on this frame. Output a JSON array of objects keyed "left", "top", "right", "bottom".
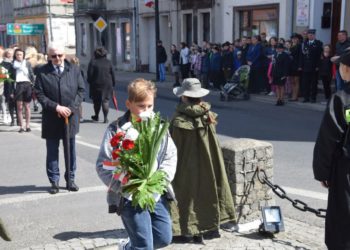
[
  {"left": 121, "top": 122, "right": 132, "bottom": 131},
  {"left": 124, "top": 127, "right": 139, "bottom": 141},
  {"left": 139, "top": 111, "right": 155, "bottom": 121}
]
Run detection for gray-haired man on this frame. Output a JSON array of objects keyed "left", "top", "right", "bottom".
[{"left": 34, "top": 43, "right": 85, "bottom": 194}]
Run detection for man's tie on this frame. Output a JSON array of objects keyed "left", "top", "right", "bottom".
[{"left": 56, "top": 66, "right": 61, "bottom": 75}]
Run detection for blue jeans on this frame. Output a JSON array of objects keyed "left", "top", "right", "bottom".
[
  {"left": 46, "top": 137, "right": 77, "bottom": 184},
  {"left": 158, "top": 63, "right": 166, "bottom": 82},
  {"left": 336, "top": 70, "right": 345, "bottom": 91},
  {"left": 121, "top": 196, "right": 172, "bottom": 250}
]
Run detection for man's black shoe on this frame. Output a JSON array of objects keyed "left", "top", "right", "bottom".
[
  {"left": 66, "top": 182, "right": 79, "bottom": 192},
  {"left": 49, "top": 183, "right": 59, "bottom": 194},
  {"left": 310, "top": 99, "right": 316, "bottom": 103},
  {"left": 302, "top": 99, "right": 310, "bottom": 103}
]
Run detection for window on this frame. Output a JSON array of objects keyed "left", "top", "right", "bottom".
[
  {"left": 238, "top": 6, "right": 278, "bottom": 39},
  {"left": 202, "top": 12, "right": 210, "bottom": 42},
  {"left": 184, "top": 13, "right": 192, "bottom": 46},
  {"left": 121, "top": 22, "right": 131, "bottom": 62}
]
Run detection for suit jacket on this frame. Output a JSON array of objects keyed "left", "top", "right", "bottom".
[
  {"left": 34, "top": 60, "right": 85, "bottom": 139},
  {"left": 300, "top": 40, "right": 323, "bottom": 72}
]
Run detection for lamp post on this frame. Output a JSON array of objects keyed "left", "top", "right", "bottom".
[{"left": 155, "top": 0, "right": 160, "bottom": 81}]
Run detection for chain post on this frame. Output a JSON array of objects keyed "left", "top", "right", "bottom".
[{"left": 256, "top": 167, "right": 326, "bottom": 218}]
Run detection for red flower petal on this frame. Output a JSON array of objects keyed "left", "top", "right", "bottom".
[
  {"left": 112, "top": 149, "right": 122, "bottom": 159},
  {"left": 121, "top": 175, "right": 129, "bottom": 185},
  {"left": 122, "top": 139, "right": 135, "bottom": 150}
]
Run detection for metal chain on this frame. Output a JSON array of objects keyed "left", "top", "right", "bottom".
[{"left": 257, "top": 168, "right": 327, "bottom": 218}]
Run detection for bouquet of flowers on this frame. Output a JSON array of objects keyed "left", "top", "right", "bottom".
[
  {"left": 109, "top": 111, "right": 170, "bottom": 212},
  {"left": 0, "top": 66, "right": 11, "bottom": 83}
]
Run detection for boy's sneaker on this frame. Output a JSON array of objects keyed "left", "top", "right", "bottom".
[{"left": 118, "top": 238, "right": 130, "bottom": 250}]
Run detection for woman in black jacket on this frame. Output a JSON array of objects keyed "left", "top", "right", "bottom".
[
  {"left": 87, "top": 47, "right": 116, "bottom": 123},
  {"left": 272, "top": 43, "right": 290, "bottom": 106}
]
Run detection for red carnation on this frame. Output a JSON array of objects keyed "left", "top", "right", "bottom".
[
  {"left": 112, "top": 149, "right": 122, "bottom": 159},
  {"left": 122, "top": 139, "right": 135, "bottom": 150},
  {"left": 110, "top": 131, "right": 125, "bottom": 147},
  {"left": 121, "top": 174, "right": 129, "bottom": 185}
]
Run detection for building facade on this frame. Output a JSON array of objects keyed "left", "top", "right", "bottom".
[
  {"left": 74, "top": 0, "right": 350, "bottom": 73},
  {"left": 0, "top": 0, "right": 15, "bottom": 47},
  {"left": 0, "top": 0, "right": 74, "bottom": 53}
]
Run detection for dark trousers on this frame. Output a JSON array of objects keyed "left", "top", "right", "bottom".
[
  {"left": 180, "top": 63, "right": 190, "bottom": 80},
  {"left": 249, "top": 67, "right": 267, "bottom": 93},
  {"left": 302, "top": 71, "right": 318, "bottom": 101},
  {"left": 7, "top": 97, "right": 16, "bottom": 124},
  {"left": 320, "top": 75, "right": 332, "bottom": 100},
  {"left": 93, "top": 98, "right": 109, "bottom": 120},
  {"left": 211, "top": 70, "right": 223, "bottom": 89},
  {"left": 46, "top": 137, "right": 77, "bottom": 184}
]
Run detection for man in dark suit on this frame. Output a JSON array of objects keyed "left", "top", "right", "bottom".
[
  {"left": 34, "top": 42, "right": 85, "bottom": 194},
  {"left": 300, "top": 29, "right": 323, "bottom": 103}
]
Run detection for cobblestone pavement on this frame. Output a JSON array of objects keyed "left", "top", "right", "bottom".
[{"left": 22, "top": 218, "right": 326, "bottom": 250}]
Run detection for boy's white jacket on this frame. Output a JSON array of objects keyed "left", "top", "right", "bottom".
[{"left": 95, "top": 111, "right": 178, "bottom": 210}]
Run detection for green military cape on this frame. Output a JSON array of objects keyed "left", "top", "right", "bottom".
[{"left": 170, "top": 102, "right": 236, "bottom": 236}]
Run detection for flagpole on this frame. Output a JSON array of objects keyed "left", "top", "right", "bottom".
[{"left": 155, "top": 0, "right": 160, "bottom": 81}]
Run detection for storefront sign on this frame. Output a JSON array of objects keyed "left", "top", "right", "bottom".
[
  {"left": 296, "top": 0, "right": 309, "bottom": 26},
  {"left": 6, "top": 23, "right": 45, "bottom": 35}
]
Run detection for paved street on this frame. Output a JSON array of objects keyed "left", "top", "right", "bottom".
[{"left": 0, "top": 71, "right": 329, "bottom": 249}]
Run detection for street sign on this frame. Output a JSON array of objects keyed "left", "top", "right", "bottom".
[
  {"left": 6, "top": 23, "right": 45, "bottom": 35},
  {"left": 94, "top": 17, "right": 107, "bottom": 32}
]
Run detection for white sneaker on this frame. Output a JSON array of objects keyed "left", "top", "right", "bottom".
[
  {"left": 267, "top": 91, "right": 275, "bottom": 96},
  {"left": 118, "top": 238, "right": 130, "bottom": 250}
]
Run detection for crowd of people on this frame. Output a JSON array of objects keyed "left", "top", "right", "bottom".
[{"left": 159, "top": 29, "right": 350, "bottom": 106}]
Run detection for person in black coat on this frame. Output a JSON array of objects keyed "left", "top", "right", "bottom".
[
  {"left": 299, "top": 29, "right": 323, "bottom": 103},
  {"left": 289, "top": 33, "right": 303, "bottom": 101},
  {"left": 272, "top": 43, "right": 290, "bottom": 106},
  {"left": 171, "top": 44, "right": 180, "bottom": 87},
  {"left": 313, "top": 49, "right": 350, "bottom": 250},
  {"left": 221, "top": 42, "right": 234, "bottom": 82},
  {"left": 87, "top": 47, "right": 116, "bottom": 123},
  {"left": 156, "top": 40, "right": 167, "bottom": 82},
  {"left": 34, "top": 42, "right": 85, "bottom": 194},
  {"left": 1, "top": 47, "right": 16, "bottom": 126},
  {"left": 319, "top": 45, "right": 333, "bottom": 101}
]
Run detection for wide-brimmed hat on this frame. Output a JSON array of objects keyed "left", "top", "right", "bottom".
[
  {"left": 331, "top": 47, "right": 350, "bottom": 66},
  {"left": 173, "top": 78, "right": 209, "bottom": 98}
]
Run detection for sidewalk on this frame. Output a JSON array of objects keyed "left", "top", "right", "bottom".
[
  {"left": 115, "top": 70, "right": 328, "bottom": 112},
  {"left": 19, "top": 217, "right": 326, "bottom": 250}
]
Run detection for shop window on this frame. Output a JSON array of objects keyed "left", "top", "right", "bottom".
[
  {"left": 239, "top": 7, "right": 278, "bottom": 39},
  {"left": 121, "top": 22, "right": 131, "bottom": 62}
]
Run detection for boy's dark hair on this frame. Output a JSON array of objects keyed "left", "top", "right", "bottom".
[{"left": 13, "top": 48, "right": 25, "bottom": 61}]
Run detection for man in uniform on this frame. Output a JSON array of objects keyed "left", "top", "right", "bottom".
[{"left": 299, "top": 29, "right": 323, "bottom": 103}]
